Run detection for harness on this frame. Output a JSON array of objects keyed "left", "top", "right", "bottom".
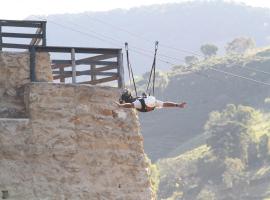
[
  {"left": 136, "top": 97, "right": 155, "bottom": 113},
  {"left": 121, "top": 42, "right": 158, "bottom": 113}
]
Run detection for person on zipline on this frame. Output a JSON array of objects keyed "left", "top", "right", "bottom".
[{"left": 116, "top": 89, "right": 187, "bottom": 112}]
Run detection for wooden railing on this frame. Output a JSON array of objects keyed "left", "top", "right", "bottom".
[
  {"left": 0, "top": 19, "right": 46, "bottom": 50},
  {"left": 0, "top": 19, "right": 125, "bottom": 88},
  {"left": 30, "top": 46, "right": 125, "bottom": 88}
]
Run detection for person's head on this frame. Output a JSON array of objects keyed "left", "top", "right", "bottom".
[
  {"left": 122, "top": 88, "right": 131, "bottom": 97},
  {"left": 120, "top": 88, "right": 134, "bottom": 103}
]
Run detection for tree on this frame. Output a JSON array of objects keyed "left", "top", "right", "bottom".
[
  {"left": 222, "top": 157, "right": 246, "bottom": 189},
  {"left": 171, "top": 64, "right": 185, "bottom": 71},
  {"left": 258, "top": 134, "right": 269, "bottom": 163},
  {"left": 225, "top": 37, "right": 256, "bottom": 54},
  {"left": 247, "top": 141, "right": 260, "bottom": 168},
  {"left": 137, "top": 70, "right": 169, "bottom": 94},
  {"left": 185, "top": 55, "right": 199, "bottom": 65},
  {"left": 205, "top": 105, "right": 261, "bottom": 163},
  {"left": 200, "top": 44, "right": 218, "bottom": 58}
]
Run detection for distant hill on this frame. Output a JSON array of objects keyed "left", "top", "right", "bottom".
[
  {"left": 30, "top": 1, "right": 270, "bottom": 74},
  {"left": 138, "top": 47, "right": 270, "bottom": 161}
]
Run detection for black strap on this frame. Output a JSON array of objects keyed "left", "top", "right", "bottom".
[
  {"left": 136, "top": 97, "right": 155, "bottom": 112},
  {"left": 125, "top": 42, "right": 138, "bottom": 97},
  {"left": 138, "top": 98, "right": 148, "bottom": 112},
  {"left": 146, "top": 41, "right": 159, "bottom": 96}
]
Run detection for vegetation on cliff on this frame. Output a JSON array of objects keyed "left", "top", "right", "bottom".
[
  {"left": 157, "top": 105, "right": 270, "bottom": 200},
  {"left": 134, "top": 44, "right": 270, "bottom": 199},
  {"left": 138, "top": 45, "right": 270, "bottom": 161}
]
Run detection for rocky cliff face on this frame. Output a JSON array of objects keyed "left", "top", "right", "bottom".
[
  {"left": 0, "top": 52, "right": 52, "bottom": 118},
  {"left": 0, "top": 52, "right": 154, "bottom": 200}
]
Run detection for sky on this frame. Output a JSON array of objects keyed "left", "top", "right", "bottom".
[{"left": 0, "top": 0, "right": 270, "bottom": 19}]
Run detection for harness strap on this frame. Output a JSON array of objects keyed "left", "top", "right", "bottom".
[
  {"left": 146, "top": 41, "right": 159, "bottom": 96},
  {"left": 136, "top": 98, "right": 155, "bottom": 112}
]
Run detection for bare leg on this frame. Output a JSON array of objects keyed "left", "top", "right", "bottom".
[{"left": 163, "top": 102, "right": 187, "bottom": 108}]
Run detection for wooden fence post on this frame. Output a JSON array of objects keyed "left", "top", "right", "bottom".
[
  {"left": 42, "top": 21, "right": 46, "bottom": 46},
  {"left": 0, "top": 25, "right": 2, "bottom": 51},
  {"left": 71, "top": 48, "right": 76, "bottom": 83},
  {"left": 29, "top": 46, "right": 36, "bottom": 82},
  {"left": 90, "top": 64, "right": 96, "bottom": 84},
  {"left": 117, "top": 50, "right": 124, "bottom": 89},
  {"left": 60, "top": 66, "right": 65, "bottom": 83}
]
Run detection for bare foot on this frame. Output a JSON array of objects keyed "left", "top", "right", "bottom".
[{"left": 178, "top": 102, "right": 187, "bottom": 108}]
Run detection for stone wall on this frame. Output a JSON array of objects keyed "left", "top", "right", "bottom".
[
  {"left": 0, "top": 52, "right": 52, "bottom": 118},
  {"left": 0, "top": 51, "right": 154, "bottom": 199}
]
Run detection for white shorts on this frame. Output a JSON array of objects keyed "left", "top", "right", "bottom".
[{"left": 133, "top": 96, "right": 163, "bottom": 109}]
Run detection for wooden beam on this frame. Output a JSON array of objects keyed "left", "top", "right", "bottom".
[
  {"left": 52, "top": 59, "right": 117, "bottom": 66},
  {"left": 51, "top": 60, "right": 72, "bottom": 65},
  {"left": 52, "top": 70, "right": 118, "bottom": 76},
  {"left": 53, "top": 75, "right": 66, "bottom": 80},
  {"left": 0, "top": 19, "right": 45, "bottom": 23},
  {"left": 30, "top": 28, "right": 43, "bottom": 46},
  {"left": 51, "top": 54, "right": 117, "bottom": 69},
  {"left": 80, "top": 76, "right": 118, "bottom": 85},
  {"left": 1, "top": 43, "right": 33, "bottom": 49},
  {"left": 76, "top": 60, "right": 118, "bottom": 66},
  {"left": 1, "top": 32, "right": 43, "bottom": 38},
  {"left": 93, "top": 65, "right": 117, "bottom": 72},
  {"left": 51, "top": 63, "right": 71, "bottom": 69},
  {"left": 0, "top": 20, "right": 43, "bottom": 27},
  {"left": 77, "top": 54, "right": 117, "bottom": 63},
  {"left": 34, "top": 46, "right": 121, "bottom": 54},
  {"left": 51, "top": 64, "right": 117, "bottom": 73}
]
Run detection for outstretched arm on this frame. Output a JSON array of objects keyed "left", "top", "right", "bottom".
[
  {"left": 115, "top": 101, "right": 135, "bottom": 108},
  {"left": 163, "top": 102, "right": 187, "bottom": 108}
]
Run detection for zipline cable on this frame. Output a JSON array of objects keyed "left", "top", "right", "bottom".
[
  {"left": 49, "top": 16, "right": 270, "bottom": 78},
  {"left": 36, "top": 16, "right": 270, "bottom": 87},
  {"left": 240, "top": 65, "right": 270, "bottom": 76},
  {"left": 208, "top": 67, "right": 270, "bottom": 86},
  {"left": 45, "top": 16, "right": 270, "bottom": 77},
  {"left": 84, "top": 14, "right": 203, "bottom": 57},
  {"left": 49, "top": 17, "right": 186, "bottom": 63}
]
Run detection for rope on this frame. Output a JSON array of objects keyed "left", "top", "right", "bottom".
[
  {"left": 125, "top": 42, "right": 138, "bottom": 97},
  {"left": 146, "top": 41, "right": 159, "bottom": 95},
  {"left": 209, "top": 67, "right": 270, "bottom": 86}
]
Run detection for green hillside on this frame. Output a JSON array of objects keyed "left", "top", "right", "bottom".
[
  {"left": 157, "top": 105, "right": 270, "bottom": 200},
  {"left": 138, "top": 47, "right": 270, "bottom": 161}
]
